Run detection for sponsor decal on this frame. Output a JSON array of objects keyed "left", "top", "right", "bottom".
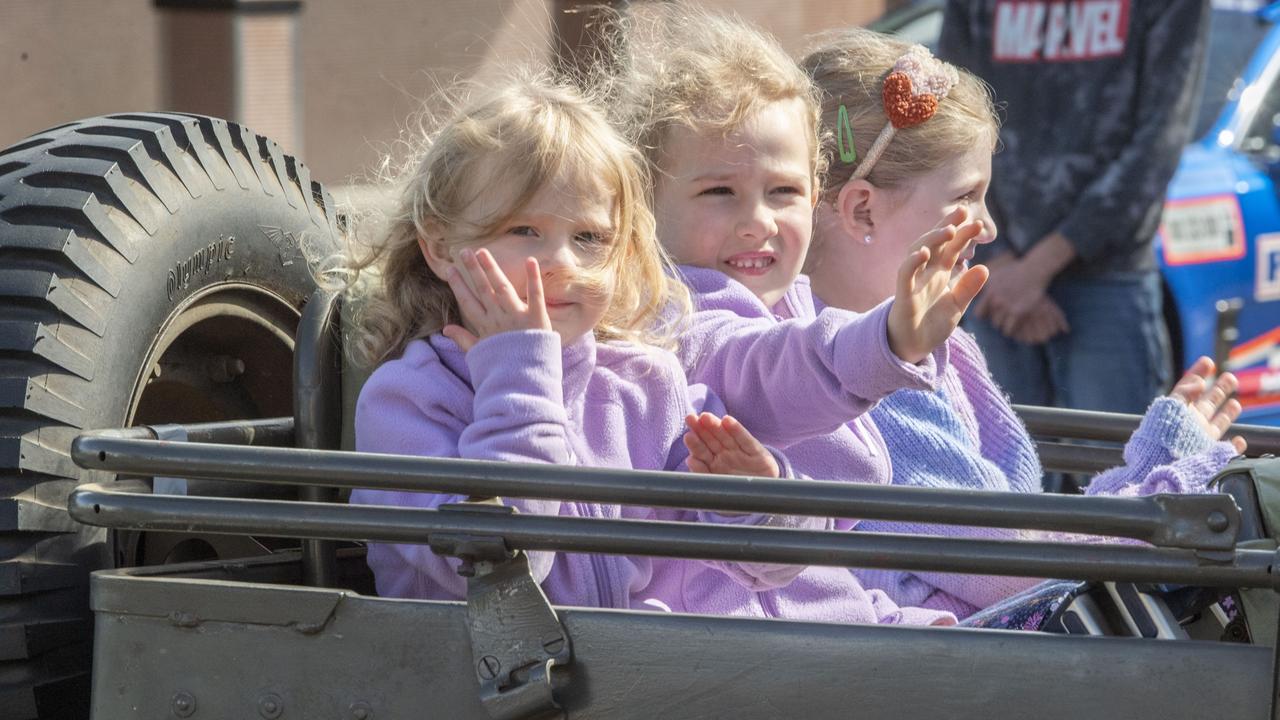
[
  {"left": 1234, "top": 366, "right": 1280, "bottom": 408},
  {"left": 1228, "top": 328, "right": 1280, "bottom": 407},
  {"left": 1258, "top": 233, "right": 1280, "bottom": 302},
  {"left": 1159, "top": 195, "right": 1247, "bottom": 266},
  {"left": 1227, "top": 327, "right": 1280, "bottom": 370},
  {"left": 993, "top": 0, "right": 1130, "bottom": 63}
]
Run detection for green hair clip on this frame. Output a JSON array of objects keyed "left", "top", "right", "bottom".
[{"left": 837, "top": 104, "right": 857, "bottom": 164}]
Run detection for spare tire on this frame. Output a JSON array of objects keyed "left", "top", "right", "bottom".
[{"left": 0, "top": 113, "right": 337, "bottom": 718}]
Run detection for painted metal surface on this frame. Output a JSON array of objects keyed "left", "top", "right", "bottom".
[{"left": 86, "top": 556, "right": 1275, "bottom": 719}]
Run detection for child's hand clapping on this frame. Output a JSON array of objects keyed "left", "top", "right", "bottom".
[
  {"left": 682, "top": 412, "right": 780, "bottom": 478},
  {"left": 886, "top": 207, "right": 990, "bottom": 364},
  {"left": 1169, "top": 356, "right": 1247, "bottom": 454},
  {"left": 442, "top": 248, "right": 553, "bottom": 351}
]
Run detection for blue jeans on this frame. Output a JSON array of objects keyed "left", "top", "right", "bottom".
[{"left": 966, "top": 271, "right": 1171, "bottom": 413}]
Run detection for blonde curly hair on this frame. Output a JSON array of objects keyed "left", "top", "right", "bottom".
[
  {"left": 606, "top": 3, "right": 825, "bottom": 193},
  {"left": 326, "top": 71, "right": 689, "bottom": 369}
]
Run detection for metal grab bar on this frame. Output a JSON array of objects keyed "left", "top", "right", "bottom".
[
  {"left": 89, "top": 417, "right": 295, "bottom": 446},
  {"left": 1016, "top": 404, "right": 1280, "bottom": 455},
  {"left": 70, "top": 432, "right": 1248, "bottom": 551},
  {"left": 68, "top": 483, "right": 1280, "bottom": 590}
]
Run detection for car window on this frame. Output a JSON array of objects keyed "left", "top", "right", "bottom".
[{"left": 1199, "top": 7, "right": 1273, "bottom": 139}]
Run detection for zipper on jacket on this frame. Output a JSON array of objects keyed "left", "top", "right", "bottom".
[{"left": 579, "top": 501, "right": 618, "bottom": 608}]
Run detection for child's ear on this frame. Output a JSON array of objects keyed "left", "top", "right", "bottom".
[
  {"left": 835, "top": 179, "right": 876, "bottom": 238},
  {"left": 416, "top": 222, "right": 454, "bottom": 281}
]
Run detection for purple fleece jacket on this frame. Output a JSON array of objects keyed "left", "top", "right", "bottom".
[
  {"left": 854, "top": 328, "right": 1240, "bottom": 618},
  {"left": 351, "top": 329, "right": 954, "bottom": 626},
  {"left": 673, "top": 267, "right": 945, "bottom": 503}
]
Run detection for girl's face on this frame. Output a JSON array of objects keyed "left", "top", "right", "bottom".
[
  {"left": 427, "top": 175, "right": 616, "bottom": 345},
  {"left": 814, "top": 141, "right": 997, "bottom": 309},
  {"left": 653, "top": 98, "right": 816, "bottom": 308}
]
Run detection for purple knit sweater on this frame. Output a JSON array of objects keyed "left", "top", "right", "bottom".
[
  {"left": 351, "top": 329, "right": 954, "bottom": 626},
  {"left": 854, "top": 328, "right": 1240, "bottom": 618}
]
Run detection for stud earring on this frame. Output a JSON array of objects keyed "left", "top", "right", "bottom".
[{"left": 863, "top": 234, "right": 873, "bottom": 245}]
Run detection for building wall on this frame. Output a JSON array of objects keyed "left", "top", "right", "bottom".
[
  {"left": 2, "top": 0, "right": 898, "bottom": 184},
  {"left": 298, "top": 0, "right": 556, "bottom": 184},
  {"left": 0, "top": 0, "right": 160, "bottom": 145}
]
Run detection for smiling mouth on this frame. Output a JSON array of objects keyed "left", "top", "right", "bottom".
[{"left": 725, "top": 254, "right": 776, "bottom": 275}]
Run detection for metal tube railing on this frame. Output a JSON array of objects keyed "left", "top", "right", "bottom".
[
  {"left": 1016, "top": 404, "right": 1280, "bottom": 455},
  {"left": 71, "top": 432, "right": 1247, "bottom": 551},
  {"left": 67, "top": 483, "right": 1280, "bottom": 590}
]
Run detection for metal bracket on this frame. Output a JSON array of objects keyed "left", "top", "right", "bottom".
[{"left": 431, "top": 504, "right": 573, "bottom": 720}]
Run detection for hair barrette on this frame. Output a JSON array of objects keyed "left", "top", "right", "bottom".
[{"left": 851, "top": 45, "right": 957, "bottom": 180}]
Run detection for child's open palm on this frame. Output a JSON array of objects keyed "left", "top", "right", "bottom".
[
  {"left": 1169, "top": 356, "right": 1247, "bottom": 454},
  {"left": 886, "top": 208, "right": 990, "bottom": 364},
  {"left": 442, "top": 248, "right": 552, "bottom": 351},
  {"left": 682, "top": 413, "right": 780, "bottom": 478}
]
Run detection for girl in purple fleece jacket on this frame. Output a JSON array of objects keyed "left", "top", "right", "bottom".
[
  {"left": 340, "top": 74, "right": 953, "bottom": 626},
  {"left": 608, "top": 5, "right": 987, "bottom": 491},
  {"left": 799, "top": 29, "right": 1248, "bottom": 619}
]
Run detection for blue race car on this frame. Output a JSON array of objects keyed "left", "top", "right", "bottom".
[
  {"left": 874, "top": 0, "right": 1280, "bottom": 425},
  {"left": 1160, "top": 1, "right": 1280, "bottom": 425}
]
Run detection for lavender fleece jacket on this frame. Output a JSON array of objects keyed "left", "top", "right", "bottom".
[
  {"left": 351, "top": 329, "right": 953, "bottom": 626},
  {"left": 674, "top": 267, "right": 945, "bottom": 500},
  {"left": 854, "top": 328, "right": 1239, "bottom": 618}
]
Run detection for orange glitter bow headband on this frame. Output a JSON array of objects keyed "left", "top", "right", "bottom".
[{"left": 850, "top": 45, "right": 958, "bottom": 180}]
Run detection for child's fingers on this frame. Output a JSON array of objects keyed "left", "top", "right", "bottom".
[
  {"left": 699, "top": 413, "right": 740, "bottom": 454},
  {"left": 1196, "top": 372, "right": 1238, "bottom": 417},
  {"left": 946, "top": 264, "right": 989, "bottom": 315},
  {"left": 935, "top": 221, "right": 982, "bottom": 270},
  {"left": 1169, "top": 374, "right": 1205, "bottom": 406},
  {"left": 1232, "top": 435, "right": 1249, "bottom": 454},
  {"left": 720, "top": 415, "right": 767, "bottom": 455},
  {"left": 1170, "top": 356, "right": 1215, "bottom": 402},
  {"left": 441, "top": 323, "right": 479, "bottom": 352},
  {"left": 462, "top": 249, "right": 499, "bottom": 308},
  {"left": 683, "top": 429, "right": 714, "bottom": 464},
  {"left": 896, "top": 247, "right": 930, "bottom": 302},
  {"left": 1220, "top": 397, "right": 1244, "bottom": 425},
  {"left": 1208, "top": 397, "right": 1241, "bottom": 441},
  {"left": 914, "top": 223, "right": 957, "bottom": 257},
  {"left": 933, "top": 206, "right": 968, "bottom": 232},
  {"left": 474, "top": 248, "right": 522, "bottom": 310},
  {"left": 693, "top": 413, "right": 729, "bottom": 454},
  {"left": 686, "top": 454, "right": 712, "bottom": 474},
  {"left": 525, "top": 258, "right": 547, "bottom": 316},
  {"left": 1188, "top": 355, "right": 1216, "bottom": 379},
  {"left": 445, "top": 266, "right": 487, "bottom": 323}
]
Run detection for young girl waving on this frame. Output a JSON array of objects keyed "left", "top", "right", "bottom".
[
  {"left": 338, "top": 74, "right": 941, "bottom": 625},
  {"left": 608, "top": 6, "right": 987, "bottom": 484},
  {"left": 800, "top": 28, "right": 1246, "bottom": 618}
]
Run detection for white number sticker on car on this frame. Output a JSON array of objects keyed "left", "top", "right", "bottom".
[{"left": 1159, "top": 194, "right": 1247, "bottom": 266}]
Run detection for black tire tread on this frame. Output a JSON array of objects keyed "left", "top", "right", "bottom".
[{"left": 0, "top": 113, "right": 337, "bottom": 717}]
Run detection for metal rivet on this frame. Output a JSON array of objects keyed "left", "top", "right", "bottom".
[
  {"left": 172, "top": 691, "right": 196, "bottom": 718},
  {"left": 258, "top": 693, "right": 283, "bottom": 719},
  {"left": 1208, "top": 511, "right": 1230, "bottom": 533},
  {"left": 349, "top": 701, "right": 373, "bottom": 720},
  {"left": 477, "top": 655, "right": 501, "bottom": 680}
]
